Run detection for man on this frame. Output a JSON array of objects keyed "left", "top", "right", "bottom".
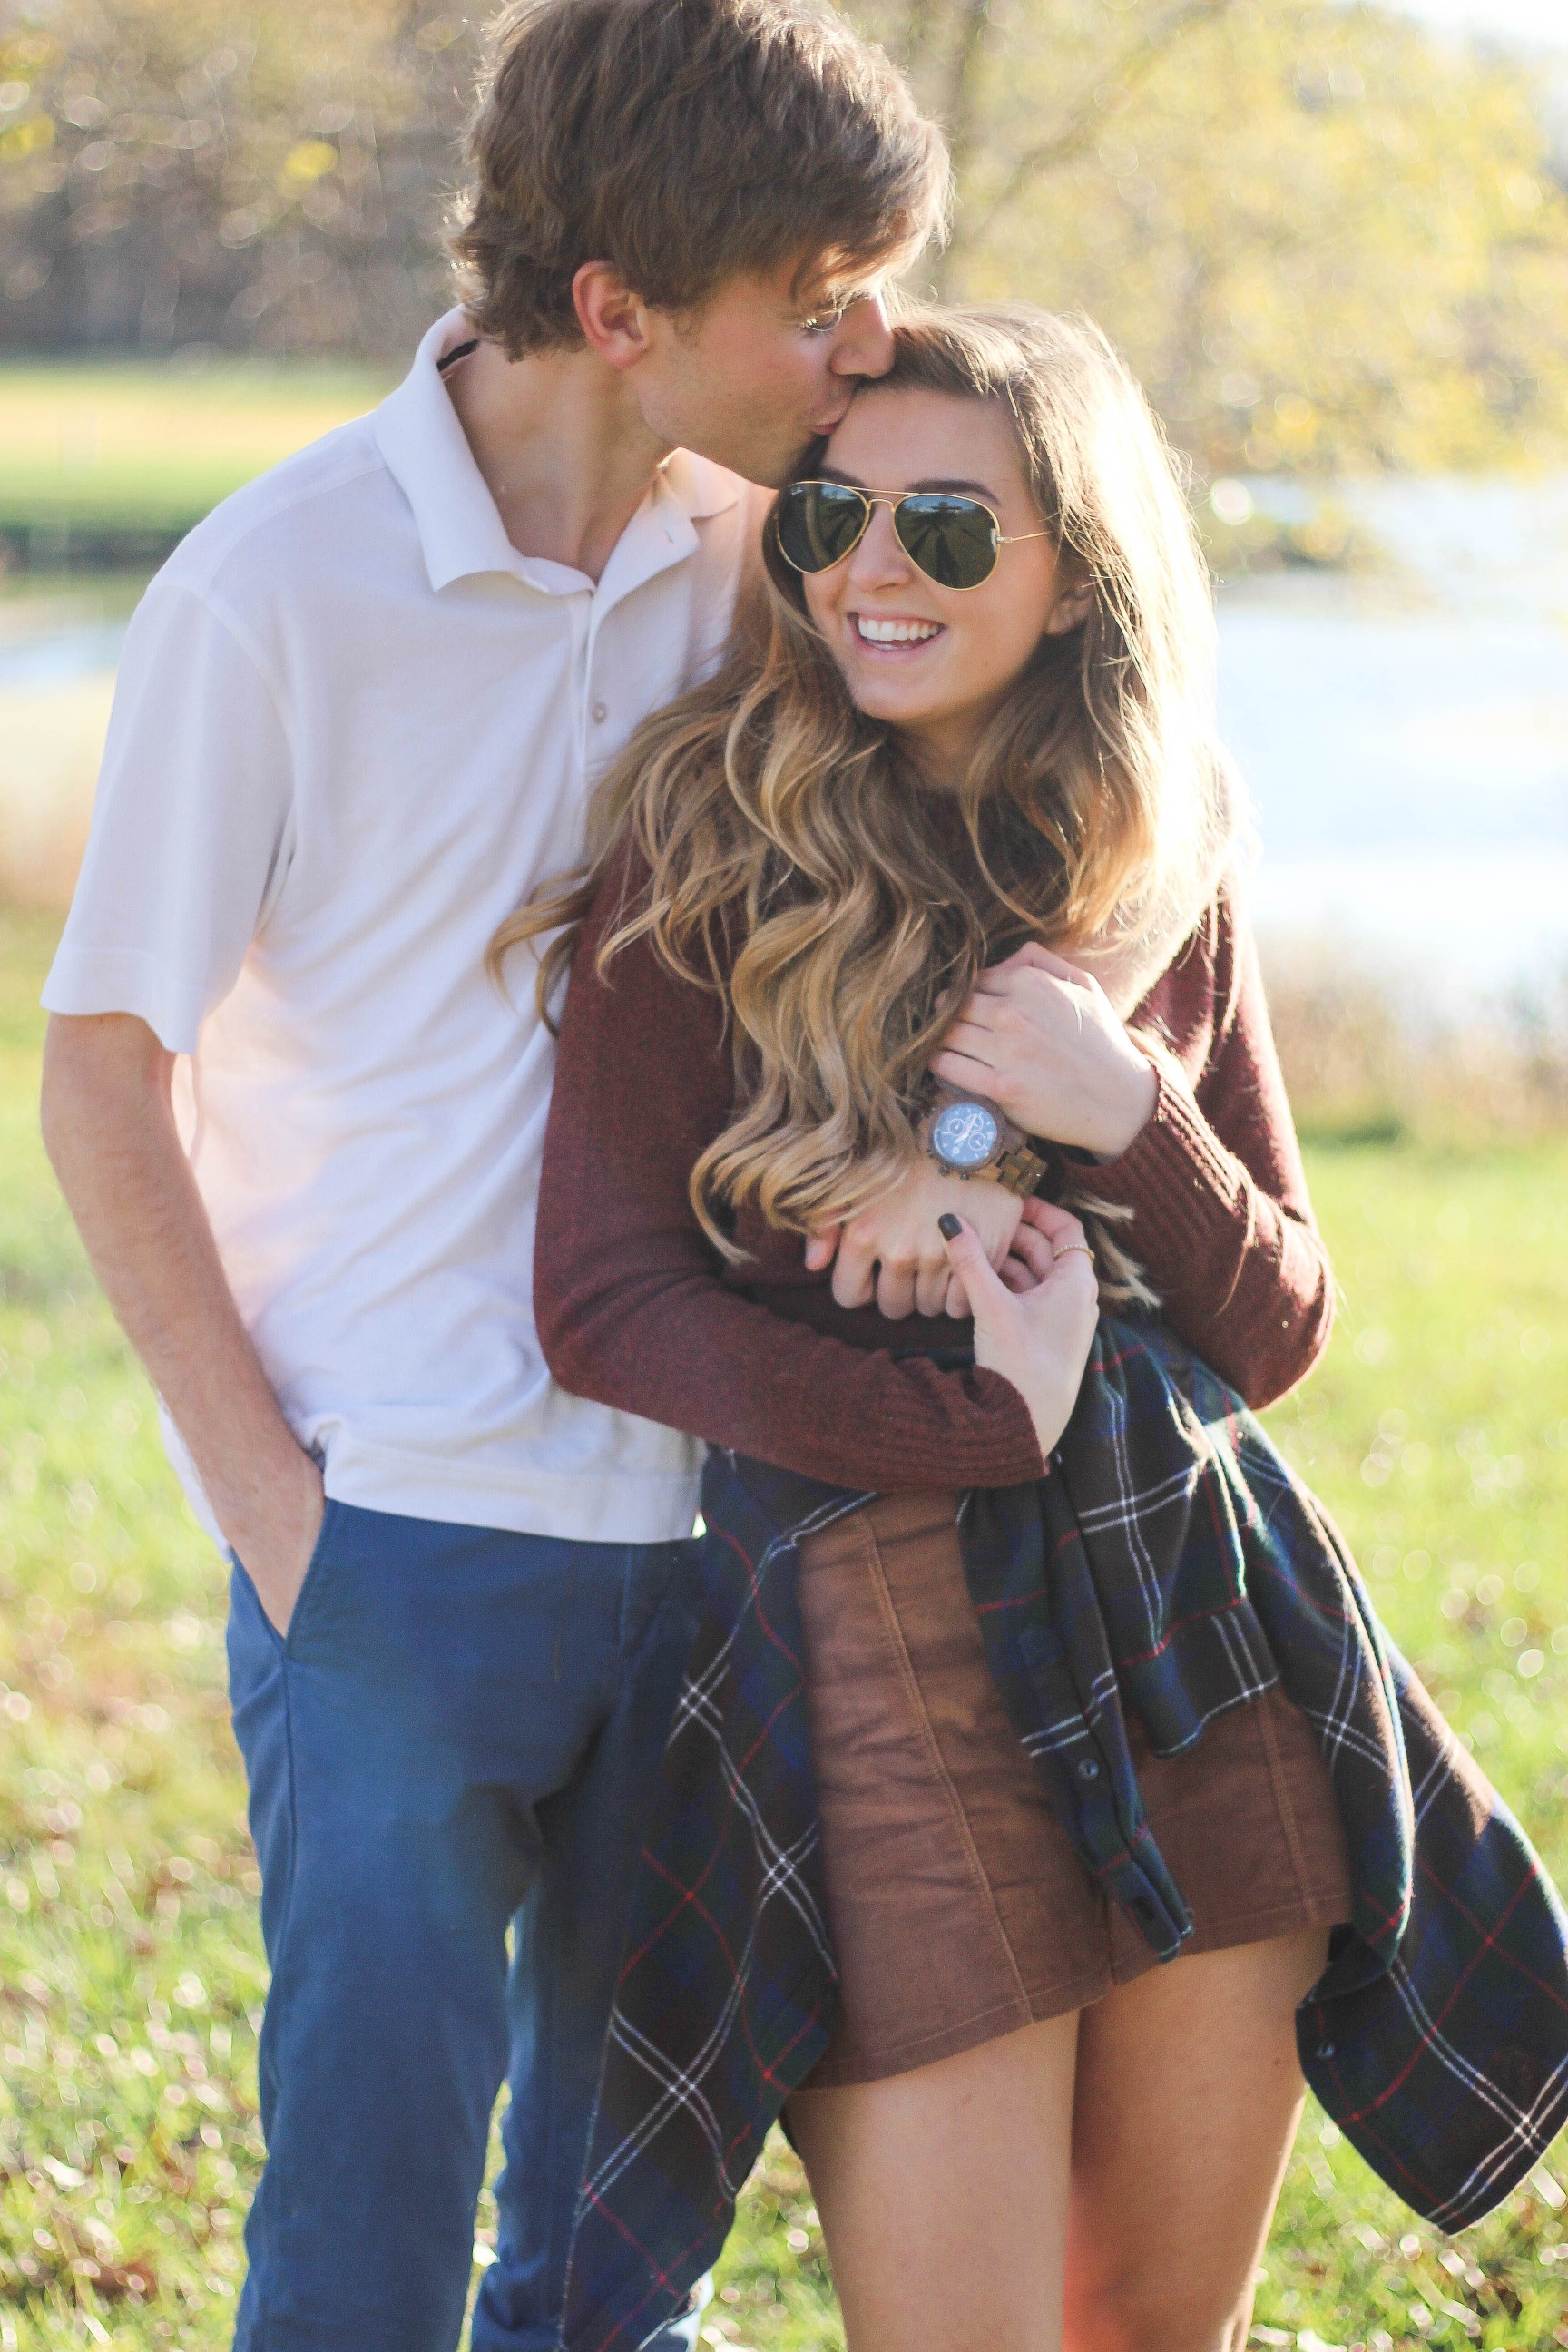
[{"left": 40, "top": 2, "right": 946, "bottom": 2344}]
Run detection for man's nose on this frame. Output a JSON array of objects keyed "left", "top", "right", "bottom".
[{"left": 831, "top": 292, "right": 896, "bottom": 381}]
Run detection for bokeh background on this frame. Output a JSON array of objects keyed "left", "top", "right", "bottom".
[
  {"left": 5, "top": 2, "right": 1568, "bottom": 2347},
  {"left": 5, "top": 0, "right": 1568, "bottom": 1096}
]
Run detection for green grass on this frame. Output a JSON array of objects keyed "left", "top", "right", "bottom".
[
  {"left": 4, "top": 909, "right": 1568, "bottom": 2349},
  {"left": 0, "top": 361, "right": 393, "bottom": 535}
]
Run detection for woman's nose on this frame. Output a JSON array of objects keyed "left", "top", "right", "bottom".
[{"left": 846, "top": 503, "right": 914, "bottom": 587}]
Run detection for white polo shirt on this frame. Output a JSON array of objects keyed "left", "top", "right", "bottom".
[{"left": 44, "top": 309, "right": 766, "bottom": 1545}]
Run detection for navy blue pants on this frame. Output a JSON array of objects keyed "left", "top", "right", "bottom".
[{"left": 226, "top": 1498, "right": 706, "bottom": 2352}]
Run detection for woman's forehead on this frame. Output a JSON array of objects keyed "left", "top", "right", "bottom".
[{"left": 825, "top": 383, "right": 1024, "bottom": 496}]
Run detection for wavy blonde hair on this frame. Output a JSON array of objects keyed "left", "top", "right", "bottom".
[{"left": 497, "top": 306, "right": 1234, "bottom": 1282}]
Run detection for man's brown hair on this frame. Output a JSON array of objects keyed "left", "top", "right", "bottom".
[{"left": 449, "top": 0, "right": 949, "bottom": 357}]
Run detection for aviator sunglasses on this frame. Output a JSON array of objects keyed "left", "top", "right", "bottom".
[{"left": 775, "top": 478, "right": 1050, "bottom": 593}]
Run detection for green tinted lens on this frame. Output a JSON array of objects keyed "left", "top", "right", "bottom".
[
  {"left": 894, "top": 495, "right": 1000, "bottom": 590},
  {"left": 776, "top": 482, "right": 870, "bottom": 573}
]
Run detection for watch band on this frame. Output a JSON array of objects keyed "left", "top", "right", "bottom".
[{"left": 991, "top": 1135, "right": 1049, "bottom": 1198}]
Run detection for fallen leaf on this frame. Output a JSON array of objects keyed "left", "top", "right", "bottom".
[{"left": 88, "top": 2259, "right": 158, "bottom": 2300}]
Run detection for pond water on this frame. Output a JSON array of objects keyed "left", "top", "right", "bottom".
[
  {"left": 5, "top": 475, "right": 1567, "bottom": 1003},
  {"left": 1224, "top": 475, "right": 1568, "bottom": 1007},
  {"left": 0, "top": 576, "right": 142, "bottom": 685}
]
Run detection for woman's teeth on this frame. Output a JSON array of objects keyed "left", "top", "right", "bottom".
[{"left": 854, "top": 615, "right": 942, "bottom": 645}]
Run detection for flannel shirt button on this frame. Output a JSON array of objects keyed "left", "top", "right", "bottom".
[
  {"left": 1076, "top": 1758, "right": 1101, "bottom": 1782},
  {"left": 1317, "top": 2040, "right": 1336, "bottom": 2060}
]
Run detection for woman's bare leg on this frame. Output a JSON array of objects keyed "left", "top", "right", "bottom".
[
  {"left": 789, "top": 1926, "right": 1326, "bottom": 2352},
  {"left": 787, "top": 2011, "right": 1080, "bottom": 2352},
  {"left": 1063, "top": 1926, "right": 1330, "bottom": 2352}
]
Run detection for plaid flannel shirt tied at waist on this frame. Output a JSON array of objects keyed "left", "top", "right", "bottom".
[{"left": 558, "top": 1317, "right": 1568, "bottom": 2352}]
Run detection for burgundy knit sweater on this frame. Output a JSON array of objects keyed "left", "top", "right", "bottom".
[{"left": 534, "top": 864, "right": 1333, "bottom": 1493}]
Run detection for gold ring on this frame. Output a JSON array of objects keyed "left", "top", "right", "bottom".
[{"left": 1052, "top": 1242, "right": 1095, "bottom": 1262}]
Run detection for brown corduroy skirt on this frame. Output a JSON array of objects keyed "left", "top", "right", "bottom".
[{"left": 794, "top": 1488, "right": 1354, "bottom": 2088}]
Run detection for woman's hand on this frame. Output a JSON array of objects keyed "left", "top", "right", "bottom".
[
  {"left": 939, "top": 1199, "right": 1100, "bottom": 1460},
  {"left": 803, "top": 1161, "right": 1024, "bottom": 1319},
  {"left": 930, "top": 942, "right": 1158, "bottom": 1159}
]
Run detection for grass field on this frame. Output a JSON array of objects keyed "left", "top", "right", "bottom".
[
  {"left": 5, "top": 910, "right": 1568, "bottom": 2350},
  {"left": 0, "top": 362, "right": 392, "bottom": 537}
]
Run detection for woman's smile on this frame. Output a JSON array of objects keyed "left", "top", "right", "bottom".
[{"left": 849, "top": 610, "right": 947, "bottom": 651}]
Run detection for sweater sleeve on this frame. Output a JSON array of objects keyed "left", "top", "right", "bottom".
[
  {"left": 1086, "top": 887, "right": 1332, "bottom": 1410},
  {"left": 534, "top": 872, "right": 1045, "bottom": 1492}
]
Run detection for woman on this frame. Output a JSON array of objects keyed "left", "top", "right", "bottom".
[{"left": 506, "top": 310, "right": 1563, "bottom": 2352}]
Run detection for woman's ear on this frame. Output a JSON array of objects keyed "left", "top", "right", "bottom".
[{"left": 1044, "top": 564, "right": 1096, "bottom": 638}]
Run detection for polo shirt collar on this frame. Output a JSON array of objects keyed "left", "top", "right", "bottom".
[{"left": 374, "top": 309, "right": 743, "bottom": 600}]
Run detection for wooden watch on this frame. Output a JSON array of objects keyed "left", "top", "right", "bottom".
[{"left": 917, "top": 1084, "right": 1047, "bottom": 1199}]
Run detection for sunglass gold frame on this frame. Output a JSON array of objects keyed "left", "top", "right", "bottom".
[{"left": 774, "top": 481, "right": 1050, "bottom": 591}]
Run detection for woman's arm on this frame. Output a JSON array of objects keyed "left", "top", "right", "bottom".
[
  {"left": 533, "top": 874, "right": 1048, "bottom": 1492},
  {"left": 1087, "top": 891, "right": 1332, "bottom": 1408},
  {"left": 928, "top": 885, "right": 1331, "bottom": 1411}
]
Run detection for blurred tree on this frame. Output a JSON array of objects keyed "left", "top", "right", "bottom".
[
  {"left": 1, "top": 0, "right": 1566, "bottom": 479},
  {"left": 859, "top": 0, "right": 1568, "bottom": 475},
  {"left": 0, "top": 0, "right": 480, "bottom": 356}
]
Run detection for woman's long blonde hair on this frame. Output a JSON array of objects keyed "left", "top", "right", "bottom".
[{"left": 497, "top": 306, "right": 1236, "bottom": 1277}]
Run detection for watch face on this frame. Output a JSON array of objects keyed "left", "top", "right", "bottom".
[{"left": 930, "top": 1100, "right": 1001, "bottom": 1171}]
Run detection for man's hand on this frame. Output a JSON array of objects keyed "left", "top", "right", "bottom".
[
  {"left": 230, "top": 1448, "right": 327, "bottom": 1637},
  {"left": 803, "top": 1159, "right": 1025, "bottom": 1319},
  {"left": 939, "top": 1200, "right": 1100, "bottom": 1460},
  {"left": 930, "top": 942, "right": 1158, "bottom": 1160}
]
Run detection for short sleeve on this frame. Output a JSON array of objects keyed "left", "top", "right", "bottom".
[{"left": 42, "top": 580, "right": 294, "bottom": 1054}]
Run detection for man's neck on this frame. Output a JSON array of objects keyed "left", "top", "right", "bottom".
[{"left": 444, "top": 335, "right": 673, "bottom": 583}]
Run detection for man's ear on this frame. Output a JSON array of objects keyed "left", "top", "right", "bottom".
[{"left": 573, "top": 261, "right": 654, "bottom": 372}]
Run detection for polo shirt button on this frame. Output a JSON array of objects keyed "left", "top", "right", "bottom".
[
  {"left": 592, "top": 701, "right": 609, "bottom": 723},
  {"left": 1076, "top": 1758, "right": 1100, "bottom": 1782}
]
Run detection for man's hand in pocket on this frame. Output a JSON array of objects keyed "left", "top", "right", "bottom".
[{"left": 228, "top": 1446, "right": 327, "bottom": 1637}]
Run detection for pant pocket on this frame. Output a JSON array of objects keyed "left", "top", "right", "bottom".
[
  {"left": 225, "top": 1567, "right": 299, "bottom": 1972},
  {"left": 230, "top": 1498, "right": 344, "bottom": 1660},
  {"left": 618, "top": 1537, "right": 702, "bottom": 1662}
]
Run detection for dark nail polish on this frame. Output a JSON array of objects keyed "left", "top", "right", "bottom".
[{"left": 937, "top": 1212, "right": 963, "bottom": 1240}]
